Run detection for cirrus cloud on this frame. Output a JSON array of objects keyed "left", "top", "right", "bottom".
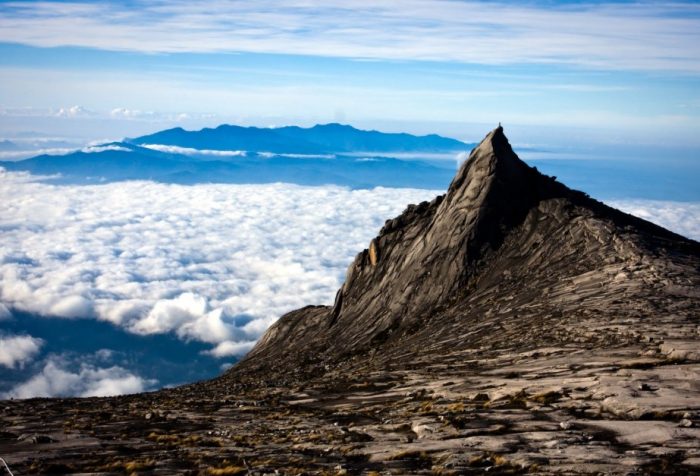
[{"left": 0, "top": 1, "right": 698, "bottom": 73}]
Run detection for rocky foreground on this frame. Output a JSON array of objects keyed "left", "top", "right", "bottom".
[{"left": 1, "top": 127, "right": 699, "bottom": 475}]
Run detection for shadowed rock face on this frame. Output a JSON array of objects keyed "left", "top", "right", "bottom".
[
  {"left": 1, "top": 128, "right": 699, "bottom": 475},
  {"left": 238, "top": 126, "right": 697, "bottom": 373}
]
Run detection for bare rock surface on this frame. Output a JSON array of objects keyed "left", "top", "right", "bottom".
[{"left": 1, "top": 127, "right": 699, "bottom": 475}]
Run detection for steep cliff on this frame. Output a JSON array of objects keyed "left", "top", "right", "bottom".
[{"left": 237, "top": 126, "right": 698, "bottom": 377}]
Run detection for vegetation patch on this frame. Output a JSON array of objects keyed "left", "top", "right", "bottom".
[{"left": 206, "top": 466, "right": 247, "bottom": 475}]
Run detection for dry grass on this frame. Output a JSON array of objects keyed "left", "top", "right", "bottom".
[
  {"left": 147, "top": 431, "right": 180, "bottom": 444},
  {"left": 206, "top": 465, "right": 247, "bottom": 475},
  {"left": 124, "top": 458, "right": 157, "bottom": 473}
]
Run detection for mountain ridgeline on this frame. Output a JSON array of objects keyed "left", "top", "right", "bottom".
[
  {"left": 234, "top": 126, "right": 699, "bottom": 375},
  {"left": 1, "top": 123, "right": 466, "bottom": 189},
  {"left": 129, "top": 123, "right": 467, "bottom": 154}
]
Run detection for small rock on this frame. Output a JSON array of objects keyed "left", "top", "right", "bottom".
[
  {"left": 412, "top": 423, "right": 436, "bottom": 439},
  {"left": 144, "top": 411, "right": 153, "bottom": 420},
  {"left": 637, "top": 383, "right": 655, "bottom": 391},
  {"left": 679, "top": 419, "right": 693, "bottom": 428},
  {"left": 17, "top": 433, "right": 56, "bottom": 444},
  {"left": 334, "top": 464, "right": 347, "bottom": 475},
  {"left": 560, "top": 421, "right": 574, "bottom": 430}
]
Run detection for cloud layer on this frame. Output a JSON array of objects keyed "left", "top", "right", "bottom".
[
  {"left": 609, "top": 200, "right": 700, "bottom": 242},
  {"left": 0, "top": 1, "right": 698, "bottom": 73},
  {"left": 0, "top": 169, "right": 439, "bottom": 356},
  {"left": 3, "top": 358, "right": 156, "bottom": 398}
]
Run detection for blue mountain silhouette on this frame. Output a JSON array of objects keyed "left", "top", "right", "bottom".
[
  {"left": 0, "top": 124, "right": 467, "bottom": 189},
  {"left": 129, "top": 123, "right": 467, "bottom": 154}
]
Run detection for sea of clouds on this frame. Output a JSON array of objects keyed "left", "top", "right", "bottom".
[
  {"left": 1, "top": 169, "right": 698, "bottom": 397},
  {"left": 0, "top": 169, "right": 441, "bottom": 396}
]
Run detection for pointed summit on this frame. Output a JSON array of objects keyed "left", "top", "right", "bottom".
[{"left": 237, "top": 128, "right": 698, "bottom": 374}]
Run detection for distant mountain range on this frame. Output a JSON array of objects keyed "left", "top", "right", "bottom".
[
  {"left": 0, "top": 139, "right": 20, "bottom": 151},
  {"left": 130, "top": 123, "right": 468, "bottom": 154},
  {"left": 0, "top": 124, "right": 467, "bottom": 189}
]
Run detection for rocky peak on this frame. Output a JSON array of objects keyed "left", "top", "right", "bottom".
[
  {"left": 325, "top": 127, "right": 563, "bottom": 344},
  {"left": 239, "top": 126, "right": 698, "bottom": 372}
]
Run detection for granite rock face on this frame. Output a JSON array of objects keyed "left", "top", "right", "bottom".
[
  {"left": 1, "top": 127, "right": 699, "bottom": 475},
  {"left": 239, "top": 126, "right": 698, "bottom": 376}
]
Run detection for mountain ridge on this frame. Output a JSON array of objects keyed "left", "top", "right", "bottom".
[
  {"left": 233, "top": 126, "right": 697, "bottom": 376},
  {"left": 129, "top": 122, "right": 468, "bottom": 154},
  {"left": 0, "top": 123, "right": 466, "bottom": 188}
]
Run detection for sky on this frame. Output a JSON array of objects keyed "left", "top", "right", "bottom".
[{"left": 0, "top": 0, "right": 699, "bottom": 148}]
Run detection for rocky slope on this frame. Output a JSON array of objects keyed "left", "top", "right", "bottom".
[
  {"left": 1, "top": 127, "right": 698, "bottom": 475},
  {"left": 237, "top": 126, "right": 698, "bottom": 375}
]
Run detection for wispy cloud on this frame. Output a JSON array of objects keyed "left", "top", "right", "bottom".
[
  {"left": 0, "top": 1, "right": 698, "bottom": 73},
  {"left": 55, "top": 105, "right": 95, "bottom": 118},
  {"left": 1, "top": 104, "right": 199, "bottom": 123},
  {"left": 141, "top": 144, "right": 247, "bottom": 157}
]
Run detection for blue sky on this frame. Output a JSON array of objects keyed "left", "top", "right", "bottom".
[{"left": 0, "top": 0, "right": 699, "bottom": 147}]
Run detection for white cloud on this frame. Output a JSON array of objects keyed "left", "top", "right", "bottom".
[
  {"left": 0, "top": 170, "right": 439, "bottom": 355},
  {"left": 0, "top": 334, "right": 44, "bottom": 369},
  {"left": 141, "top": 143, "right": 334, "bottom": 159},
  {"left": 141, "top": 143, "right": 246, "bottom": 157},
  {"left": 455, "top": 151, "right": 470, "bottom": 168},
  {"left": 81, "top": 144, "right": 131, "bottom": 154},
  {"left": 0, "top": 1, "right": 698, "bottom": 73},
  {"left": 49, "top": 295, "right": 94, "bottom": 318},
  {"left": 0, "top": 148, "right": 76, "bottom": 160},
  {"left": 205, "top": 340, "right": 256, "bottom": 358},
  {"left": 608, "top": 200, "right": 700, "bottom": 242},
  {"left": 55, "top": 105, "right": 95, "bottom": 118},
  {"left": 110, "top": 108, "right": 155, "bottom": 119},
  {"left": 131, "top": 292, "right": 234, "bottom": 344},
  {"left": 0, "top": 302, "right": 11, "bottom": 320},
  {"left": 2, "top": 359, "right": 156, "bottom": 399}
]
